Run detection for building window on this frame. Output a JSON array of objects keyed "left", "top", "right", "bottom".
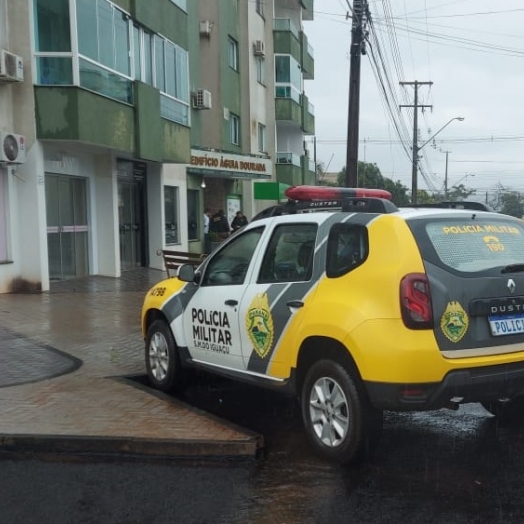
[
  {"left": 258, "top": 123, "right": 266, "bottom": 153},
  {"left": 256, "top": 56, "right": 265, "bottom": 85},
  {"left": 164, "top": 186, "right": 180, "bottom": 245},
  {"left": 228, "top": 37, "right": 239, "bottom": 71},
  {"left": 34, "top": 0, "right": 71, "bottom": 52},
  {"left": 76, "top": 0, "right": 132, "bottom": 103},
  {"left": 256, "top": 0, "right": 264, "bottom": 16},
  {"left": 230, "top": 113, "right": 240, "bottom": 146},
  {"left": 0, "top": 171, "right": 8, "bottom": 261},
  {"left": 157, "top": 38, "right": 190, "bottom": 126},
  {"left": 36, "top": 57, "right": 73, "bottom": 85},
  {"left": 187, "top": 189, "right": 199, "bottom": 241},
  {"left": 34, "top": 0, "right": 73, "bottom": 84},
  {"left": 77, "top": 0, "right": 130, "bottom": 76},
  {"left": 275, "top": 54, "right": 302, "bottom": 103}
]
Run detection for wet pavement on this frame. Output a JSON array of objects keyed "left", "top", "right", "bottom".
[{"left": 0, "top": 269, "right": 262, "bottom": 460}]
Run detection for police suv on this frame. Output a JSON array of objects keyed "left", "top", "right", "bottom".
[{"left": 142, "top": 186, "right": 524, "bottom": 464}]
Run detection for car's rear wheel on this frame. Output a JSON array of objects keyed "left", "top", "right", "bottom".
[
  {"left": 300, "top": 359, "right": 383, "bottom": 465},
  {"left": 145, "top": 319, "right": 183, "bottom": 393},
  {"left": 481, "top": 397, "right": 524, "bottom": 422}
]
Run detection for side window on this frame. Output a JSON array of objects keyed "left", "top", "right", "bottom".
[
  {"left": 202, "top": 227, "right": 264, "bottom": 286},
  {"left": 258, "top": 224, "right": 318, "bottom": 283},
  {"left": 326, "top": 223, "right": 368, "bottom": 278}
]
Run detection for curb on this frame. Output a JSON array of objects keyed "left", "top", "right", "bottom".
[{"left": 0, "top": 433, "right": 264, "bottom": 461}]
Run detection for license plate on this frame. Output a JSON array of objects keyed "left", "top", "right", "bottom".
[{"left": 488, "top": 314, "right": 524, "bottom": 336}]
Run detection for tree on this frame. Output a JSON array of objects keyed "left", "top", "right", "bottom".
[
  {"left": 445, "top": 184, "right": 476, "bottom": 202},
  {"left": 336, "top": 162, "right": 411, "bottom": 205},
  {"left": 486, "top": 184, "right": 524, "bottom": 216},
  {"left": 499, "top": 191, "right": 524, "bottom": 218}
]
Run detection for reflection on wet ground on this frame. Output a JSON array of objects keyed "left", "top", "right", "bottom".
[{"left": 180, "top": 374, "right": 524, "bottom": 524}]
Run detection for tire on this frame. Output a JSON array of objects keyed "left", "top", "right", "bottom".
[
  {"left": 145, "top": 319, "right": 184, "bottom": 393},
  {"left": 300, "top": 359, "right": 383, "bottom": 465},
  {"left": 481, "top": 397, "right": 524, "bottom": 423}
]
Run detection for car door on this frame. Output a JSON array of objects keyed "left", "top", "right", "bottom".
[
  {"left": 237, "top": 222, "right": 319, "bottom": 378},
  {"left": 181, "top": 226, "right": 264, "bottom": 370}
]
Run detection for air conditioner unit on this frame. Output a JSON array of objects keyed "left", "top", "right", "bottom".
[
  {"left": 199, "top": 20, "right": 212, "bottom": 36},
  {"left": 0, "top": 133, "right": 26, "bottom": 164},
  {"left": 0, "top": 50, "right": 23, "bottom": 83},
  {"left": 253, "top": 40, "right": 265, "bottom": 57},
  {"left": 193, "top": 89, "right": 212, "bottom": 110}
]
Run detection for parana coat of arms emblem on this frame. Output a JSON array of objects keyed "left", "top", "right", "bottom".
[
  {"left": 246, "top": 293, "right": 274, "bottom": 358},
  {"left": 440, "top": 301, "right": 469, "bottom": 343}
]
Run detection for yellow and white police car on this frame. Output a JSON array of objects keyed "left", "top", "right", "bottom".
[{"left": 142, "top": 186, "right": 524, "bottom": 464}]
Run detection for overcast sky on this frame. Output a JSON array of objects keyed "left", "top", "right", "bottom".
[{"left": 305, "top": 0, "right": 524, "bottom": 199}]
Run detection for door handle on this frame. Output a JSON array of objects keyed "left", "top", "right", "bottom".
[
  {"left": 225, "top": 299, "right": 238, "bottom": 306},
  {"left": 286, "top": 300, "right": 304, "bottom": 308}
]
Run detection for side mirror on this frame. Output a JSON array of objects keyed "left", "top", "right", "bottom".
[{"left": 178, "top": 264, "right": 196, "bottom": 282}]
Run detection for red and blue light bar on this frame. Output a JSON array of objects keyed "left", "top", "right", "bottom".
[{"left": 285, "top": 185, "right": 392, "bottom": 201}]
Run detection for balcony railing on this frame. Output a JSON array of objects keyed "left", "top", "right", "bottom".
[
  {"left": 275, "top": 84, "right": 301, "bottom": 104},
  {"left": 276, "top": 152, "right": 301, "bottom": 166},
  {"left": 273, "top": 18, "right": 300, "bottom": 39},
  {"left": 307, "top": 42, "right": 314, "bottom": 57}
]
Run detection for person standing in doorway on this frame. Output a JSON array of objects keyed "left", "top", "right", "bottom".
[
  {"left": 211, "top": 209, "right": 230, "bottom": 239},
  {"left": 231, "top": 210, "right": 248, "bottom": 232},
  {"left": 203, "top": 208, "right": 212, "bottom": 254}
]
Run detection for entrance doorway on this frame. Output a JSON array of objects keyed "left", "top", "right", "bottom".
[
  {"left": 45, "top": 174, "right": 89, "bottom": 281},
  {"left": 117, "top": 160, "right": 147, "bottom": 270}
]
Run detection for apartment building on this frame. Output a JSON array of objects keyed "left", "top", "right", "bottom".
[{"left": 0, "top": 0, "right": 314, "bottom": 293}]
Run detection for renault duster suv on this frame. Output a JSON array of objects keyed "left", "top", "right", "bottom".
[{"left": 142, "top": 192, "right": 524, "bottom": 464}]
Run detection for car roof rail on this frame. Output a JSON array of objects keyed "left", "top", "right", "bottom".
[{"left": 408, "top": 201, "right": 492, "bottom": 212}]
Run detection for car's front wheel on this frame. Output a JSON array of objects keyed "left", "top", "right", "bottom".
[
  {"left": 145, "top": 319, "right": 183, "bottom": 393},
  {"left": 300, "top": 359, "right": 383, "bottom": 465},
  {"left": 481, "top": 397, "right": 524, "bottom": 423}
]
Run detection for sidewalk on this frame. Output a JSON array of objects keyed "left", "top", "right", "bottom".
[{"left": 0, "top": 269, "right": 263, "bottom": 460}]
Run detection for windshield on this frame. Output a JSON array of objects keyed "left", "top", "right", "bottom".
[{"left": 414, "top": 216, "right": 524, "bottom": 273}]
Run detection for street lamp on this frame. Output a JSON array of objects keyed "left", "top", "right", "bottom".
[
  {"left": 412, "top": 116, "right": 465, "bottom": 204},
  {"left": 450, "top": 173, "right": 475, "bottom": 190}
]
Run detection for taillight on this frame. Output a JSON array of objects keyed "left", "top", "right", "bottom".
[{"left": 400, "top": 273, "right": 433, "bottom": 329}]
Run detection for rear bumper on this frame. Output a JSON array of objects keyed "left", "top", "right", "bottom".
[{"left": 365, "top": 360, "right": 524, "bottom": 410}]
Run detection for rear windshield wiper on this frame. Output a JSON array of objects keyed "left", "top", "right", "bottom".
[{"left": 501, "top": 264, "right": 524, "bottom": 274}]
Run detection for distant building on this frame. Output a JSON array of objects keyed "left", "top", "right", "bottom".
[
  {"left": 0, "top": 0, "right": 315, "bottom": 293},
  {"left": 321, "top": 171, "right": 340, "bottom": 185}
]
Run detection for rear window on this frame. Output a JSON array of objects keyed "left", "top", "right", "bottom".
[{"left": 422, "top": 217, "right": 524, "bottom": 272}]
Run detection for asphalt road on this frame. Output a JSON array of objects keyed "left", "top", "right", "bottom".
[{"left": 3, "top": 375, "right": 524, "bottom": 524}]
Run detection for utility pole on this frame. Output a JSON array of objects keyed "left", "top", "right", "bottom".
[
  {"left": 443, "top": 150, "right": 450, "bottom": 199},
  {"left": 345, "top": 0, "right": 368, "bottom": 188},
  {"left": 400, "top": 81, "right": 432, "bottom": 204}
]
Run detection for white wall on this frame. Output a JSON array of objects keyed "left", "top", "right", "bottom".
[
  {"left": 148, "top": 163, "right": 188, "bottom": 271},
  {"left": 95, "top": 153, "right": 118, "bottom": 277}
]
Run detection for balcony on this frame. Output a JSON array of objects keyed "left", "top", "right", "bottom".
[
  {"left": 301, "top": 94, "right": 315, "bottom": 135},
  {"left": 35, "top": 86, "right": 135, "bottom": 151},
  {"left": 34, "top": 85, "right": 190, "bottom": 163},
  {"left": 300, "top": 0, "right": 314, "bottom": 21},
  {"left": 273, "top": 18, "right": 301, "bottom": 63},
  {"left": 275, "top": 152, "right": 302, "bottom": 187},
  {"left": 275, "top": 153, "right": 315, "bottom": 186},
  {"left": 300, "top": 32, "right": 314, "bottom": 80},
  {"left": 302, "top": 155, "right": 316, "bottom": 185},
  {"left": 275, "top": 87, "right": 302, "bottom": 126}
]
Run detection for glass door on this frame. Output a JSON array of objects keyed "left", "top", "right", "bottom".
[
  {"left": 45, "top": 174, "right": 89, "bottom": 281},
  {"left": 118, "top": 179, "right": 144, "bottom": 270}
]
